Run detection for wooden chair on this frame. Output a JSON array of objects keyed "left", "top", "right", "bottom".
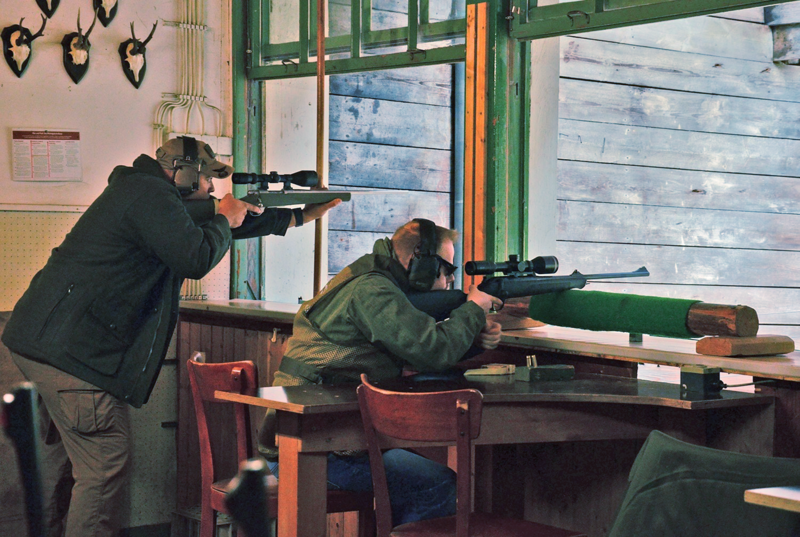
[
  {"left": 356, "top": 374, "right": 586, "bottom": 537},
  {"left": 187, "top": 354, "right": 376, "bottom": 537}
]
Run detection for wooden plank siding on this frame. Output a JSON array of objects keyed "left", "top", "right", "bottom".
[
  {"left": 556, "top": 10, "right": 800, "bottom": 341},
  {"left": 560, "top": 37, "right": 800, "bottom": 103},
  {"left": 328, "top": 65, "right": 454, "bottom": 275},
  {"left": 583, "top": 16, "right": 774, "bottom": 62}
]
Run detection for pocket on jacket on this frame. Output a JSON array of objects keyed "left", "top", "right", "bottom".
[
  {"left": 65, "top": 298, "right": 148, "bottom": 376},
  {"left": 58, "top": 390, "right": 120, "bottom": 434}
]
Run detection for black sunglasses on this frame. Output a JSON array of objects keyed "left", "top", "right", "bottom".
[{"left": 435, "top": 255, "right": 458, "bottom": 277}]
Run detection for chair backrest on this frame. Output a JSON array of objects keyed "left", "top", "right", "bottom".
[
  {"left": 357, "top": 373, "right": 483, "bottom": 537},
  {"left": 187, "top": 353, "right": 259, "bottom": 493}
]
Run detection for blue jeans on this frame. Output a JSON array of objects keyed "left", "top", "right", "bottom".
[{"left": 267, "top": 449, "right": 456, "bottom": 526}]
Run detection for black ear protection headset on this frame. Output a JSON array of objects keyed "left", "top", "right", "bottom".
[
  {"left": 173, "top": 136, "right": 202, "bottom": 196},
  {"left": 407, "top": 218, "right": 441, "bottom": 291}
]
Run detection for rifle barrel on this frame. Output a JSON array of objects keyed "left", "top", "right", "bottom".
[{"left": 579, "top": 267, "right": 649, "bottom": 280}]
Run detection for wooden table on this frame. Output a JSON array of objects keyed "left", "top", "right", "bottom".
[
  {"left": 745, "top": 486, "right": 800, "bottom": 513},
  {"left": 501, "top": 325, "right": 800, "bottom": 382},
  {"left": 216, "top": 373, "right": 775, "bottom": 537}
]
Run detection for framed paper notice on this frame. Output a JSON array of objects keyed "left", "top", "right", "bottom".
[{"left": 12, "top": 129, "right": 82, "bottom": 181}]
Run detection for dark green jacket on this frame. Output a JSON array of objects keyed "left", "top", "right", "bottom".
[
  {"left": 183, "top": 198, "right": 292, "bottom": 240},
  {"left": 2, "top": 155, "right": 232, "bottom": 407}
]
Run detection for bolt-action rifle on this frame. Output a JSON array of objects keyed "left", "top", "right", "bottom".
[{"left": 407, "top": 255, "right": 649, "bottom": 321}]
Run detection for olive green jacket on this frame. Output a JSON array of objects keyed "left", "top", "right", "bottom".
[{"left": 258, "top": 238, "right": 486, "bottom": 456}]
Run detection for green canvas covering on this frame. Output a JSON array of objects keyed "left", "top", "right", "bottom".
[
  {"left": 608, "top": 431, "right": 800, "bottom": 537},
  {"left": 527, "top": 290, "right": 700, "bottom": 339}
]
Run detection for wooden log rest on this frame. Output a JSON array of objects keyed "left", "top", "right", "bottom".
[
  {"left": 515, "top": 296, "right": 793, "bottom": 357},
  {"left": 686, "top": 303, "right": 794, "bottom": 357},
  {"left": 686, "top": 303, "right": 758, "bottom": 338}
]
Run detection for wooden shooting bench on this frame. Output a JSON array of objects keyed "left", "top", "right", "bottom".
[
  {"left": 175, "top": 300, "right": 797, "bottom": 537},
  {"left": 214, "top": 372, "right": 773, "bottom": 537}
]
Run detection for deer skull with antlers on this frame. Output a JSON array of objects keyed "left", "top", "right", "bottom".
[
  {"left": 93, "top": 0, "right": 118, "bottom": 27},
  {"left": 61, "top": 9, "right": 97, "bottom": 84},
  {"left": 35, "top": 0, "right": 60, "bottom": 18},
  {"left": 2, "top": 15, "right": 47, "bottom": 78},
  {"left": 119, "top": 21, "right": 157, "bottom": 89}
]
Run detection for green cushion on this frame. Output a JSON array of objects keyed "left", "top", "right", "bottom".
[{"left": 528, "top": 290, "right": 700, "bottom": 339}]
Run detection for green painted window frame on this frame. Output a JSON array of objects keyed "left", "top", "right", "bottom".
[
  {"left": 509, "top": 0, "right": 795, "bottom": 40},
  {"left": 247, "top": 0, "right": 468, "bottom": 80},
  {"left": 233, "top": 0, "right": 793, "bottom": 297}
]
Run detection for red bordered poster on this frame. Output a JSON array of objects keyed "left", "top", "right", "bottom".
[{"left": 12, "top": 129, "right": 82, "bottom": 181}]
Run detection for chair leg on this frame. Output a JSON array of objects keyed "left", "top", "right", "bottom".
[
  {"left": 199, "top": 508, "right": 217, "bottom": 537},
  {"left": 357, "top": 507, "right": 376, "bottom": 537}
]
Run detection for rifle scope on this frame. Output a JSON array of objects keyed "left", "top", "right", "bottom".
[
  {"left": 465, "top": 255, "right": 559, "bottom": 276},
  {"left": 231, "top": 170, "right": 319, "bottom": 189}
]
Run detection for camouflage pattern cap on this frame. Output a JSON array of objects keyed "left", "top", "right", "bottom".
[{"left": 155, "top": 137, "right": 233, "bottom": 178}]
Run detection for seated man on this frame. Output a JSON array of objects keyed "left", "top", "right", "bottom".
[{"left": 258, "top": 218, "right": 502, "bottom": 526}]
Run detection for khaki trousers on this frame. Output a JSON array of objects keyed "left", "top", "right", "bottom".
[{"left": 11, "top": 352, "right": 131, "bottom": 537}]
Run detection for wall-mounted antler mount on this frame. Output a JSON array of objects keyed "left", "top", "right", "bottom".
[
  {"left": 119, "top": 21, "right": 158, "bottom": 89},
  {"left": 61, "top": 9, "right": 97, "bottom": 84},
  {"left": 94, "top": 0, "right": 118, "bottom": 28},
  {"left": 2, "top": 15, "right": 47, "bottom": 78},
  {"left": 35, "top": 0, "right": 60, "bottom": 18}
]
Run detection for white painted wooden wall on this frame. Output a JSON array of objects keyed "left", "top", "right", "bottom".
[
  {"left": 0, "top": 0, "right": 231, "bottom": 531},
  {"left": 554, "top": 7, "right": 800, "bottom": 340}
]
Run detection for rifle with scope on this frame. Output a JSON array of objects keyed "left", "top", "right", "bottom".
[
  {"left": 407, "top": 255, "right": 649, "bottom": 322},
  {"left": 231, "top": 170, "right": 319, "bottom": 191},
  {"left": 232, "top": 169, "right": 351, "bottom": 209}
]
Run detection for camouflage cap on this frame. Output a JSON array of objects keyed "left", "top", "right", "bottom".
[{"left": 155, "top": 137, "right": 234, "bottom": 179}]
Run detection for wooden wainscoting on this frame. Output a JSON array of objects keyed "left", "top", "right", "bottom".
[
  {"left": 176, "top": 308, "right": 293, "bottom": 512},
  {"left": 176, "top": 306, "right": 373, "bottom": 537}
]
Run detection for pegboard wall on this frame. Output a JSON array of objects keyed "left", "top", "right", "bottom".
[
  {"left": 182, "top": 255, "right": 231, "bottom": 301},
  {"left": 1, "top": 211, "right": 230, "bottom": 311},
  {"left": 1, "top": 211, "right": 82, "bottom": 310}
]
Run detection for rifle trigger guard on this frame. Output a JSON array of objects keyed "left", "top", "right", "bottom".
[{"left": 247, "top": 189, "right": 265, "bottom": 216}]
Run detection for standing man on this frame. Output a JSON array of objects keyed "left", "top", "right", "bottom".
[
  {"left": 171, "top": 137, "right": 339, "bottom": 236},
  {"left": 259, "top": 218, "right": 503, "bottom": 527},
  {"left": 1, "top": 136, "right": 339, "bottom": 537}
]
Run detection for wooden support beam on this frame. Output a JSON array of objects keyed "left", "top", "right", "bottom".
[
  {"left": 464, "top": 2, "right": 488, "bottom": 289},
  {"left": 314, "top": 0, "right": 327, "bottom": 296}
]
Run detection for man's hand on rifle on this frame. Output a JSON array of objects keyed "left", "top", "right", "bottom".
[
  {"left": 467, "top": 284, "right": 503, "bottom": 314},
  {"left": 475, "top": 319, "right": 502, "bottom": 350},
  {"left": 219, "top": 193, "right": 263, "bottom": 228}
]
